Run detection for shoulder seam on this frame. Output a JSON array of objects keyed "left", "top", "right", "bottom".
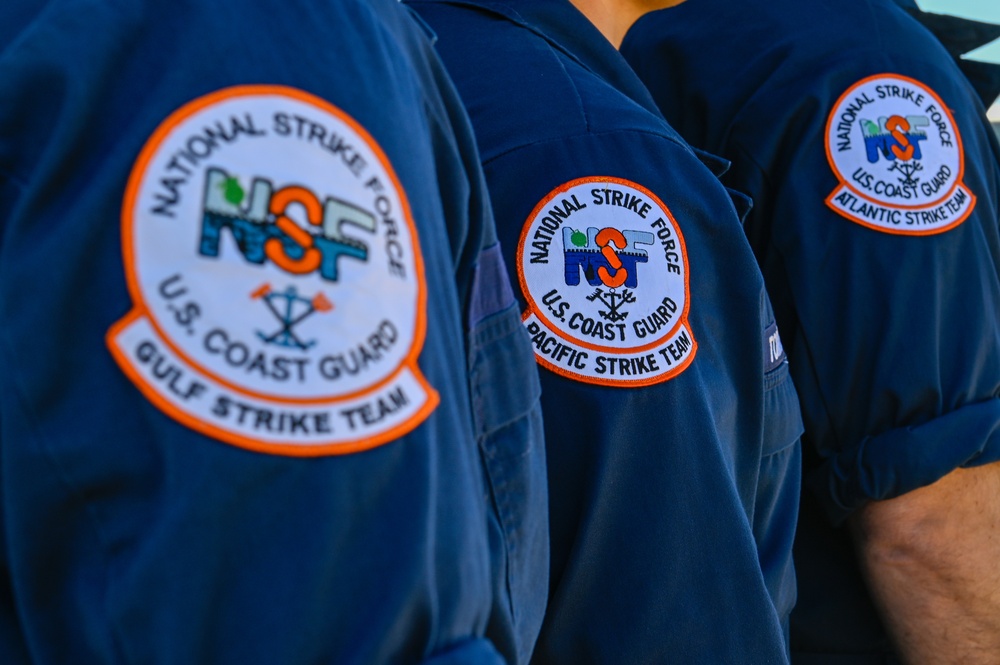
[{"left": 552, "top": 43, "right": 590, "bottom": 135}]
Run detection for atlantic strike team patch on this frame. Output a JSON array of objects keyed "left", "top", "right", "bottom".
[
  {"left": 517, "top": 177, "right": 696, "bottom": 387},
  {"left": 107, "top": 85, "right": 438, "bottom": 456},
  {"left": 825, "top": 74, "right": 975, "bottom": 234}
]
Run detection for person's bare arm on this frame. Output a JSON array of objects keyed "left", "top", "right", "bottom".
[{"left": 849, "top": 461, "right": 1000, "bottom": 664}]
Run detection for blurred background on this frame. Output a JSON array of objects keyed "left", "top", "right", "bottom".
[{"left": 920, "top": 0, "right": 1000, "bottom": 136}]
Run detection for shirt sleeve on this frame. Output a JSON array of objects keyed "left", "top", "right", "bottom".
[
  {"left": 481, "top": 125, "right": 797, "bottom": 663},
  {"left": 729, "top": 59, "right": 1000, "bottom": 525},
  {"left": 0, "top": 1, "right": 527, "bottom": 663}
]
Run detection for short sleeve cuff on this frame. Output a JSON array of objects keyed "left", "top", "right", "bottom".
[{"left": 807, "top": 397, "right": 1000, "bottom": 524}]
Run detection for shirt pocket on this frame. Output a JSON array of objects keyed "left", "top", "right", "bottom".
[
  {"left": 466, "top": 243, "right": 548, "bottom": 660},
  {"left": 762, "top": 318, "right": 803, "bottom": 456},
  {"left": 757, "top": 315, "right": 804, "bottom": 637}
]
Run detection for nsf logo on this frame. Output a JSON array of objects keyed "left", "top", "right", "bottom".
[{"left": 198, "top": 167, "right": 373, "bottom": 282}]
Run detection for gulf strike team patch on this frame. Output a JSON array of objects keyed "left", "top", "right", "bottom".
[
  {"left": 825, "top": 73, "right": 975, "bottom": 234},
  {"left": 107, "top": 85, "right": 438, "bottom": 456},
  {"left": 517, "top": 177, "right": 696, "bottom": 387}
]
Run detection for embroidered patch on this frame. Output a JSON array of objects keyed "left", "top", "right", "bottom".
[
  {"left": 107, "top": 85, "right": 438, "bottom": 456},
  {"left": 517, "top": 177, "right": 696, "bottom": 387},
  {"left": 825, "top": 74, "right": 975, "bottom": 234}
]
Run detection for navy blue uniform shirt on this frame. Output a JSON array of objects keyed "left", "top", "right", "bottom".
[
  {"left": 624, "top": 0, "right": 1000, "bottom": 662},
  {"left": 0, "top": 0, "right": 547, "bottom": 663},
  {"left": 408, "top": 0, "right": 804, "bottom": 662}
]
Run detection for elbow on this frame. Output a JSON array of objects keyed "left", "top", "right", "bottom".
[
  {"left": 850, "top": 464, "right": 1000, "bottom": 582},
  {"left": 850, "top": 477, "right": 964, "bottom": 579}
]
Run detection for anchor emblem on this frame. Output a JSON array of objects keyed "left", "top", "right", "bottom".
[
  {"left": 587, "top": 287, "right": 636, "bottom": 322},
  {"left": 251, "top": 283, "right": 333, "bottom": 350}
]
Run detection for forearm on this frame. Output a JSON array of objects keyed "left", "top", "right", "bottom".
[{"left": 849, "top": 462, "right": 1000, "bottom": 664}]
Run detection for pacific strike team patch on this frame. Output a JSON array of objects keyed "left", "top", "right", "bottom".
[
  {"left": 825, "top": 73, "right": 976, "bottom": 234},
  {"left": 107, "top": 85, "right": 438, "bottom": 456},
  {"left": 517, "top": 177, "right": 696, "bottom": 387}
]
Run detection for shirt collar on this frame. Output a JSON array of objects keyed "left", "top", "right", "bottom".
[{"left": 424, "top": 0, "right": 666, "bottom": 118}]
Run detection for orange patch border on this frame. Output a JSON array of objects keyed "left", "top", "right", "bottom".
[
  {"left": 106, "top": 84, "right": 438, "bottom": 456},
  {"left": 823, "top": 73, "right": 976, "bottom": 236},
  {"left": 516, "top": 176, "right": 697, "bottom": 388}
]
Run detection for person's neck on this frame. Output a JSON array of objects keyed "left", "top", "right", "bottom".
[{"left": 569, "top": 0, "right": 645, "bottom": 49}]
